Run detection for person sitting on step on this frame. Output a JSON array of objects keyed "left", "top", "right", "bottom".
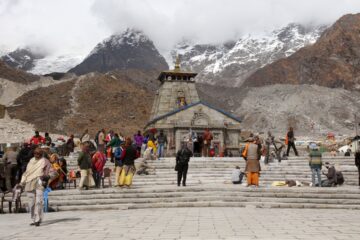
[
  {"left": 136, "top": 159, "right": 155, "bottom": 175},
  {"left": 322, "top": 162, "right": 337, "bottom": 187},
  {"left": 231, "top": 166, "right": 244, "bottom": 184}
]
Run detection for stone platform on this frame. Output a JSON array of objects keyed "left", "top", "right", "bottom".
[
  {"left": 1, "top": 208, "right": 360, "bottom": 240},
  {"left": 2, "top": 156, "right": 359, "bottom": 212}
]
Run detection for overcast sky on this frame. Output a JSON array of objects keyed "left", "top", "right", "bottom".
[{"left": 0, "top": 0, "right": 360, "bottom": 56}]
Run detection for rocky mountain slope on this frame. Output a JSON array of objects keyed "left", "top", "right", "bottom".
[
  {"left": 0, "top": 59, "right": 39, "bottom": 83},
  {"left": 69, "top": 29, "right": 169, "bottom": 75},
  {"left": 244, "top": 14, "right": 360, "bottom": 90},
  {"left": 0, "top": 48, "right": 44, "bottom": 71},
  {"left": 172, "top": 23, "right": 326, "bottom": 87},
  {"left": 235, "top": 84, "right": 360, "bottom": 136},
  {"left": 8, "top": 71, "right": 155, "bottom": 137}
]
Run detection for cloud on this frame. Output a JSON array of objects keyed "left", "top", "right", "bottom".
[
  {"left": 1, "top": 0, "right": 360, "bottom": 57},
  {"left": 91, "top": 0, "right": 360, "bottom": 53},
  {"left": 0, "top": 0, "right": 109, "bottom": 56}
]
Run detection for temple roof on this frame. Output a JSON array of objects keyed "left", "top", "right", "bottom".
[
  {"left": 157, "top": 56, "right": 197, "bottom": 82},
  {"left": 146, "top": 101, "right": 241, "bottom": 127}
]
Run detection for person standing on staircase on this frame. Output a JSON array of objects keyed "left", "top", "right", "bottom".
[
  {"left": 30, "top": 131, "right": 45, "bottom": 145},
  {"left": 80, "top": 129, "right": 91, "bottom": 143},
  {"left": 308, "top": 143, "right": 322, "bottom": 187},
  {"left": 133, "top": 131, "right": 144, "bottom": 153},
  {"left": 202, "top": 128, "right": 213, "bottom": 157},
  {"left": 242, "top": 137, "right": 261, "bottom": 187},
  {"left": 66, "top": 134, "right": 75, "bottom": 156},
  {"left": 156, "top": 130, "right": 168, "bottom": 159},
  {"left": 97, "top": 129, "right": 106, "bottom": 151},
  {"left": 92, "top": 145, "right": 107, "bottom": 188},
  {"left": 107, "top": 133, "right": 122, "bottom": 163},
  {"left": 286, "top": 127, "right": 298, "bottom": 157},
  {"left": 77, "top": 143, "right": 92, "bottom": 190},
  {"left": 119, "top": 137, "right": 139, "bottom": 188},
  {"left": 176, "top": 142, "right": 193, "bottom": 186},
  {"left": 355, "top": 149, "right": 360, "bottom": 186}
]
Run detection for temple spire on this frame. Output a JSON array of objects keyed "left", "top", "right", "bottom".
[{"left": 174, "top": 55, "right": 180, "bottom": 71}]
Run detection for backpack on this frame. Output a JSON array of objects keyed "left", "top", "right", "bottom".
[
  {"left": 114, "top": 147, "right": 123, "bottom": 159},
  {"left": 336, "top": 171, "right": 344, "bottom": 185},
  {"left": 94, "top": 131, "right": 100, "bottom": 145}
]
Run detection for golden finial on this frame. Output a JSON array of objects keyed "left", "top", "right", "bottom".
[{"left": 174, "top": 55, "right": 180, "bottom": 71}]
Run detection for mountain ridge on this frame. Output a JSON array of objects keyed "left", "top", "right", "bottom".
[{"left": 243, "top": 13, "right": 360, "bottom": 90}]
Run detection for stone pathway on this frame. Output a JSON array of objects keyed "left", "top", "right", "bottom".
[{"left": 1, "top": 207, "right": 360, "bottom": 240}]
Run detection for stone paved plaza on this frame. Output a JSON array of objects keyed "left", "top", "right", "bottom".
[{"left": 1, "top": 207, "right": 360, "bottom": 240}]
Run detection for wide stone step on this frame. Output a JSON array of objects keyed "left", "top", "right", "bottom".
[
  {"left": 49, "top": 195, "right": 360, "bottom": 209},
  {"left": 54, "top": 200, "right": 360, "bottom": 211},
  {"left": 49, "top": 185, "right": 360, "bottom": 196},
  {"left": 48, "top": 190, "right": 360, "bottom": 202}
]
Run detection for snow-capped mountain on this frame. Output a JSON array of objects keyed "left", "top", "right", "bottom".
[
  {"left": 1, "top": 48, "right": 45, "bottom": 71},
  {"left": 171, "top": 24, "right": 327, "bottom": 87},
  {"left": 69, "top": 28, "right": 169, "bottom": 75}
]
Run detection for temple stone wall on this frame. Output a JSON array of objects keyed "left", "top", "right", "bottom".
[
  {"left": 150, "top": 81, "right": 200, "bottom": 120},
  {"left": 148, "top": 103, "right": 241, "bottom": 154}
]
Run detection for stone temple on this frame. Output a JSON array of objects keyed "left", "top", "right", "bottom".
[{"left": 145, "top": 58, "right": 242, "bottom": 156}]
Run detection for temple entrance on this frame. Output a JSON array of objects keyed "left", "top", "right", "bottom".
[{"left": 193, "top": 135, "right": 203, "bottom": 157}]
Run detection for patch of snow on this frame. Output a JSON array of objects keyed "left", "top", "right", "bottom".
[
  {"left": 30, "top": 54, "right": 84, "bottom": 74},
  {"left": 170, "top": 23, "right": 326, "bottom": 86}
]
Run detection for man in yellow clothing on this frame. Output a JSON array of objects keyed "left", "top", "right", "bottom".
[{"left": 147, "top": 136, "right": 157, "bottom": 159}]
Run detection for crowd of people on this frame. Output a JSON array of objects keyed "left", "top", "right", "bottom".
[
  {"left": 0, "top": 128, "right": 168, "bottom": 193},
  {"left": 237, "top": 128, "right": 352, "bottom": 188},
  {"left": 1, "top": 126, "right": 360, "bottom": 226}
]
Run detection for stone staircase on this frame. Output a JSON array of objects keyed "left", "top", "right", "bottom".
[
  {"left": 3, "top": 156, "right": 360, "bottom": 213},
  {"left": 50, "top": 156, "right": 360, "bottom": 211}
]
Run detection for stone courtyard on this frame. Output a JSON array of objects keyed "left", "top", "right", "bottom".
[
  {"left": 1, "top": 207, "right": 360, "bottom": 240},
  {"left": 1, "top": 156, "right": 360, "bottom": 240}
]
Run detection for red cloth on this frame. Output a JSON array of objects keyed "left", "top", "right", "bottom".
[
  {"left": 92, "top": 151, "right": 107, "bottom": 172},
  {"left": 30, "top": 135, "right": 45, "bottom": 145},
  {"left": 105, "top": 134, "right": 113, "bottom": 143}
]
